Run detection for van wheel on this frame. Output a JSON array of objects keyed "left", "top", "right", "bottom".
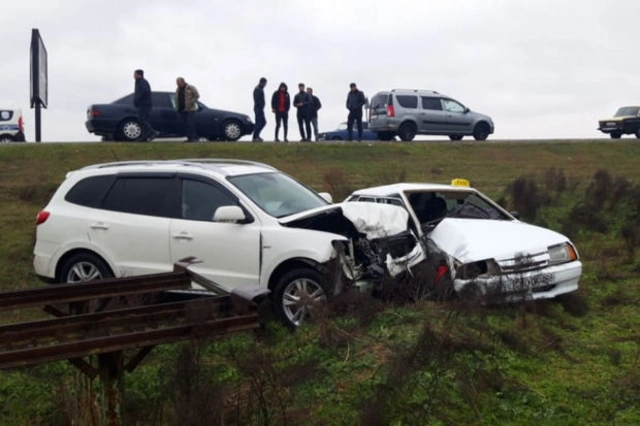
[
  {"left": 273, "top": 268, "right": 326, "bottom": 328},
  {"left": 59, "top": 253, "right": 114, "bottom": 284},
  {"left": 473, "top": 122, "right": 490, "bottom": 141},
  {"left": 377, "top": 131, "right": 395, "bottom": 141},
  {"left": 449, "top": 135, "right": 463, "bottom": 141},
  {"left": 0, "top": 134, "right": 15, "bottom": 143},
  {"left": 398, "top": 123, "right": 417, "bottom": 141}
]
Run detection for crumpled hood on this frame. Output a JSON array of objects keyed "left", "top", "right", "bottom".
[
  {"left": 428, "top": 218, "right": 569, "bottom": 263},
  {"left": 279, "top": 202, "right": 410, "bottom": 239}
]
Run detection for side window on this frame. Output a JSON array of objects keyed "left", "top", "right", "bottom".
[
  {"left": 102, "top": 177, "right": 178, "bottom": 218},
  {"left": 65, "top": 175, "right": 115, "bottom": 208},
  {"left": 152, "top": 92, "right": 171, "bottom": 108},
  {"left": 357, "top": 197, "right": 376, "bottom": 203},
  {"left": 181, "top": 179, "right": 239, "bottom": 221},
  {"left": 421, "top": 97, "right": 443, "bottom": 111},
  {"left": 442, "top": 99, "right": 465, "bottom": 113},
  {"left": 395, "top": 95, "right": 418, "bottom": 109}
]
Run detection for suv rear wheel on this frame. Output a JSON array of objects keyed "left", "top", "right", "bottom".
[
  {"left": 473, "top": 122, "right": 490, "bottom": 141},
  {"left": 60, "top": 252, "right": 114, "bottom": 283},
  {"left": 397, "top": 122, "right": 417, "bottom": 141}
]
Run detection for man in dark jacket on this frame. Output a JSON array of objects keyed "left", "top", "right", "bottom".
[
  {"left": 271, "top": 82, "right": 290, "bottom": 142},
  {"left": 133, "top": 69, "right": 158, "bottom": 141},
  {"left": 293, "top": 83, "right": 312, "bottom": 141},
  {"left": 252, "top": 77, "right": 267, "bottom": 142},
  {"left": 346, "top": 82, "right": 366, "bottom": 141},
  {"left": 306, "top": 87, "right": 322, "bottom": 142}
]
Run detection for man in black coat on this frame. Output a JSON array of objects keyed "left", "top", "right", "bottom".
[
  {"left": 306, "top": 87, "right": 322, "bottom": 142},
  {"left": 293, "top": 83, "right": 312, "bottom": 141},
  {"left": 133, "top": 69, "right": 158, "bottom": 141},
  {"left": 271, "top": 82, "right": 290, "bottom": 142},
  {"left": 346, "top": 82, "right": 366, "bottom": 141},
  {"left": 252, "top": 77, "right": 267, "bottom": 142}
]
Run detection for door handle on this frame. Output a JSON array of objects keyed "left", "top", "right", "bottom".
[
  {"left": 172, "top": 232, "right": 193, "bottom": 241},
  {"left": 90, "top": 222, "right": 109, "bottom": 230}
]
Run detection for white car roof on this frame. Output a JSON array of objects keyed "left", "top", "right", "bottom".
[
  {"left": 71, "top": 159, "right": 277, "bottom": 179},
  {"left": 351, "top": 183, "right": 477, "bottom": 197}
]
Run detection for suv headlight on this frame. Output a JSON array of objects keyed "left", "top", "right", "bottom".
[{"left": 548, "top": 242, "right": 578, "bottom": 265}]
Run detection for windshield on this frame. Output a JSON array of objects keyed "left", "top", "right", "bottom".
[
  {"left": 406, "top": 190, "right": 511, "bottom": 225},
  {"left": 615, "top": 107, "right": 639, "bottom": 117},
  {"left": 228, "top": 172, "right": 329, "bottom": 218}
]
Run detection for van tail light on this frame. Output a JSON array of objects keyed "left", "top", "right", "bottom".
[
  {"left": 18, "top": 116, "right": 24, "bottom": 132},
  {"left": 387, "top": 105, "right": 395, "bottom": 117},
  {"left": 435, "top": 263, "right": 449, "bottom": 284},
  {"left": 36, "top": 211, "right": 50, "bottom": 225}
]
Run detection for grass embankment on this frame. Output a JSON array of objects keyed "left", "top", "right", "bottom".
[{"left": 0, "top": 141, "right": 638, "bottom": 425}]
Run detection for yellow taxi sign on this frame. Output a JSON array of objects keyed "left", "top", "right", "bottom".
[{"left": 451, "top": 178, "right": 470, "bottom": 187}]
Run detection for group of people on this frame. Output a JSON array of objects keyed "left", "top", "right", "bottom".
[
  {"left": 253, "top": 78, "right": 322, "bottom": 142},
  {"left": 133, "top": 69, "right": 200, "bottom": 142},
  {"left": 132, "top": 69, "right": 368, "bottom": 143},
  {"left": 252, "top": 79, "right": 367, "bottom": 142}
]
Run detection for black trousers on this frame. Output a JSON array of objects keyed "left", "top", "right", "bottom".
[
  {"left": 297, "top": 112, "right": 311, "bottom": 140},
  {"left": 275, "top": 111, "right": 289, "bottom": 140},
  {"left": 137, "top": 106, "right": 156, "bottom": 141},
  {"left": 347, "top": 109, "right": 363, "bottom": 141},
  {"left": 180, "top": 111, "right": 197, "bottom": 141}
]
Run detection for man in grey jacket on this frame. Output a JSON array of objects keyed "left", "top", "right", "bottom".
[{"left": 346, "top": 82, "right": 366, "bottom": 141}]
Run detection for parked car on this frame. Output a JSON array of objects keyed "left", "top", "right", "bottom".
[
  {"left": 85, "top": 92, "right": 254, "bottom": 141},
  {"left": 346, "top": 180, "right": 582, "bottom": 300},
  {"left": 33, "top": 159, "right": 423, "bottom": 327},
  {"left": 597, "top": 106, "right": 640, "bottom": 139},
  {"left": 318, "top": 122, "right": 384, "bottom": 141},
  {"left": 0, "top": 107, "right": 26, "bottom": 143},
  {"left": 368, "top": 89, "right": 494, "bottom": 141}
]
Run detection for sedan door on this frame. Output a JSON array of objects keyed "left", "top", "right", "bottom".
[
  {"left": 169, "top": 177, "right": 262, "bottom": 291},
  {"left": 442, "top": 99, "right": 474, "bottom": 133},
  {"left": 151, "top": 92, "right": 182, "bottom": 136}
]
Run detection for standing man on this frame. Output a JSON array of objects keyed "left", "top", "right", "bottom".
[
  {"left": 253, "top": 77, "right": 267, "bottom": 142},
  {"left": 271, "top": 82, "right": 290, "bottom": 142},
  {"left": 133, "top": 69, "right": 158, "bottom": 141},
  {"left": 346, "top": 82, "right": 366, "bottom": 141},
  {"left": 306, "top": 87, "right": 322, "bottom": 142},
  {"left": 293, "top": 83, "right": 311, "bottom": 141},
  {"left": 175, "top": 77, "right": 200, "bottom": 142}
]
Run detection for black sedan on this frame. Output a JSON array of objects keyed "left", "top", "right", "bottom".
[{"left": 85, "top": 92, "right": 254, "bottom": 141}]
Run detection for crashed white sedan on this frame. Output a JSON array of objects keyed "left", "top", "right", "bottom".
[{"left": 347, "top": 181, "right": 582, "bottom": 301}]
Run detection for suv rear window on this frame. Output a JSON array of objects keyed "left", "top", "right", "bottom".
[
  {"left": 65, "top": 176, "right": 115, "bottom": 208},
  {"left": 394, "top": 95, "right": 418, "bottom": 109},
  {"left": 102, "top": 177, "right": 178, "bottom": 218}
]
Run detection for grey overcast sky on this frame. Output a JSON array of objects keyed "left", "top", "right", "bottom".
[{"left": 2, "top": 0, "right": 639, "bottom": 142}]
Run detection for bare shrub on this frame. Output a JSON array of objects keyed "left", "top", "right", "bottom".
[
  {"left": 543, "top": 167, "right": 567, "bottom": 193},
  {"left": 321, "top": 169, "right": 355, "bottom": 201},
  {"left": 373, "top": 168, "right": 407, "bottom": 186},
  {"left": 557, "top": 292, "right": 589, "bottom": 317},
  {"left": 504, "top": 176, "right": 549, "bottom": 222}
]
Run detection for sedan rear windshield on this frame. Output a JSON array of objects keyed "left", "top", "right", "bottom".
[{"left": 228, "top": 172, "right": 328, "bottom": 218}]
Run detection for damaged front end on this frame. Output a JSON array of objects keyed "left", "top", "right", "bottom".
[{"left": 281, "top": 203, "right": 426, "bottom": 291}]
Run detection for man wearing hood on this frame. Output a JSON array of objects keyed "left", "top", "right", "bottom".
[{"left": 271, "top": 82, "right": 290, "bottom": 142}]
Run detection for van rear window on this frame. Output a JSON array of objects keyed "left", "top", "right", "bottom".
[
  {"left": 0, "top": 111, "right": 14, "bottom": 121},
  {"left": 394, "top": 95, "right": 418, "bottom": 109}
]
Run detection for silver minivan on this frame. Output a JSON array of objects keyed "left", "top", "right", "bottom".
[{"left": 368, "top": 89, "right": 494, "bottom": 141}]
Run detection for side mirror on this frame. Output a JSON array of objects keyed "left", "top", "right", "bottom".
[
  {"left": 318, "top": 192, "right": 333, "bottom": 203},
  {"left": 464, "top": 107, "right": 470, "bottom": 113},
  {"left": 213, "top": 206, "right": 246, "bottom": 223},
  {"left": 510, "top": 211, "right": 520, "bottom": 220}
]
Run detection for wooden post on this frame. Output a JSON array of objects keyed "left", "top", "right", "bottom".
[{"left": 98, "top": 351, "right": 125, "bottom": 426}]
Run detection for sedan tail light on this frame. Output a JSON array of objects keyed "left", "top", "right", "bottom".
[{"left": 36, "top": 211, "right": 50, "bottom": 225}]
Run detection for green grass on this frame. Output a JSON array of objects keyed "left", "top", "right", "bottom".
[{"left": 0, "top": 141, "right": 639, "bottom": 425}]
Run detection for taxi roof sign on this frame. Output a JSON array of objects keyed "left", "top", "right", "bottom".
[{"left": 451, "top": 178, "right": 470, "bottom": 187}]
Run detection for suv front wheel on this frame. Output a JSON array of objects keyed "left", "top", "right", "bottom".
[
  {"left": 273, "top": 268, "right": 326, "bottom": 328},
  {"left": 473, "top": 122, "right": 490, "bottom": 141},
  {"left": 397, "top": 122, "right": 417, "bottom": 142}
]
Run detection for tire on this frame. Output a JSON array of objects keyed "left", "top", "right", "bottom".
[
  {"left": 377, "top": 131, "right": 396, "bottom": 141},
  {"left": 449, "top": 135, "right": 463, "bottom": 141},
  {"left": 59, "top": 252, "right": 114, "bottom": 284},
  {"left": 222, "top": 120, "right": 243, "bottom": 141},
  {"left": 0, "top": 134, "right": 15, "bottom": 143},
  {"left": 473, "top": 122, "right": 490, "bottom": 141},
  {"left": 117, "top": 119, "right": 143, "bottom": 141},
  {"left": 397, "top": 122, "right": 417, "bottom": 141},
  {"left": 636, "top": 129, "right": 640, "bottom": 139},
  {"left": 273, "top": 268, "right": 326, "bottom": 328},
  {"left": 331, "top": 136, "right": 343, "bottom": 141},
  {"left": 610, "top": 132, "right": 622, "bottom": 139}
]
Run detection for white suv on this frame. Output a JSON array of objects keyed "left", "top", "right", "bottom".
[
  {"left": 0, "top": 107, "right": 26, "bottom": 142},
  {"left": 33, "top": 159, "right": 421, "bottom": 327}
]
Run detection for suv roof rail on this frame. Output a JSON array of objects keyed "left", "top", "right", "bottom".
[
  {"left": 80, "top": 159, "right": 278, "bottom": 171},
  {"left": 391, "top": 89, "right": 439, "bottom": 94}
]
